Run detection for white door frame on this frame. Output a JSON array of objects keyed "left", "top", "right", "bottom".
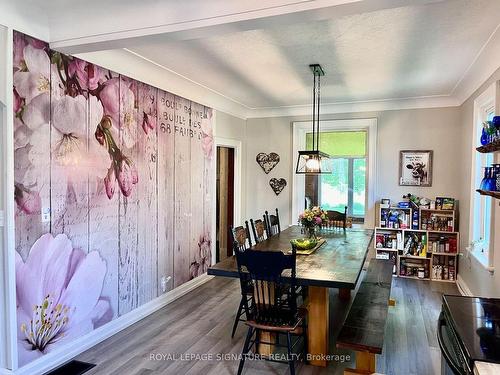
[
  {"left": 292, "top": 118, "right": 378, "bottom": 228},
  {"left": 214, "top": 137, "right": 242, "bottom": 262}
]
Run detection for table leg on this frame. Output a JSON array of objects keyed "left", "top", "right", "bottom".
[
  {"left": 339, "top": 288, "right": 351, "bottom": 301},
  {"left": 307, "top": 286, "right": 329, "bottom": 367}
]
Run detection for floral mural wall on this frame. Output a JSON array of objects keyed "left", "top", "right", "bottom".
[{"left": 13, "top": 30, "right": 214, "bottom": 367}]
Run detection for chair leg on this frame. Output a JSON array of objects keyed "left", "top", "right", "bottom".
[
  {"left": 232, "top": 298, "right": 244, "bottom": 338},
  {"left": 286, "top": 332, "right": 295, "bottom": 375},
  {"left": 302, "top": 320, "right": 308, "bottom": 363},
  {"left": 237, "top": 327, "right": 254, "bottom": 375}
]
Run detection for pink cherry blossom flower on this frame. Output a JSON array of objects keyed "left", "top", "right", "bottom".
[
  {"left": 99, "top": 78, "right": 120, "bottom": 125},
  {"left": 13, "top": 33, "right": 27, "bottom": 71},
  {"left": 14, "top": 118, "right": 31, "bottom": 149},
  {"left": 13, "top": 44, "right": 50, "bottom": 104},
  {"left": 104, "top": 165, "right": 116, "bottom": 199},
  {"left": 68, "top": 59, "right": 104, "bottom": 92},
  {"left": 14, "top": 185, "right": 41, "bottom": 214},
  {"left": 16, "top": 233, "right": 112, "bottom": 366},
  {"left": 119, "top": 85, "right": 137, "bottom": 149},
  {"left": 117, "top": 158, "right": 138, "bottom": 197},
  {"left": 190, "top": 232, "right": 212, "bottom": 279},
  {"left": 142, "top": 113, "right": 155, "bottom": 134},
  {"left": 200, "top": 112, "right": 214, "bottom": 159},
  {"left": 14, "top": 88, "right": 23, "bottom": 113},
  {"left": 21, "top": 92, "right": 50, "bottom": 131}
]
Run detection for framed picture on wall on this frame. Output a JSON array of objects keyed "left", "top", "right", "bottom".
[{"left": 399, "top": 150, "right": 433, "bottom": 187}]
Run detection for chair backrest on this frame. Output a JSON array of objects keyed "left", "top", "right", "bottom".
[
  {"left": 235, "top": 247, "right": 298, "bottom": 326},
  {"left": 229, "top": 221, "right": 252, "bottom": 253},
  {"left": 326, "top": 206, "right": 348, "bottom": 229},
  {"left": 250, "top": 218, "right": 268, "bottom": 243},
  {"left": 264, "top": 208, "right": 281, "bottom": 236}
]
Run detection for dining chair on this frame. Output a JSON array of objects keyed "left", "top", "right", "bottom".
[
  {"left": 229, "top": 222, "right": 253, "bottom": 338},
  {"left": 250, "top": 217, "right": 269, "bottom": 243},
  {"left": 325, "top": 206, "right": 348, "bottom": 231},
  {"left": 264, "top": 208, "right": 281, "bottom": 236},
  {"left": 235, "top": 246, "right": 307, "bottom": 375}
]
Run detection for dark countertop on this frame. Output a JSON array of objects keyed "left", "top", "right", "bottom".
[{"left": 208, "top": 226, "right": 373, "bottom": 289}]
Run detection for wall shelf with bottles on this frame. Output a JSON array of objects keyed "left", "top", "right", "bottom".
[
  {"left": 476, "top": 138, "right": 500, "bottom": 153},
  {"left": 476, "top": 189, "right": 500, "bottom": 200}
]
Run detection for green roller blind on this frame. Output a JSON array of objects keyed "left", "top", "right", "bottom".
[{"left": 306, "top": 131, "right": 366, "bottom": 157}]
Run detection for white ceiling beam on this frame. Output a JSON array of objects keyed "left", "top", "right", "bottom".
[{"left": 50, "top": 0, "right": 446, "bottom": 54}]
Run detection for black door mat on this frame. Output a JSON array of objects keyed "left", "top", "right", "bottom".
[{"left": 44, "top": 360, "right": 96, "bottom": 375}]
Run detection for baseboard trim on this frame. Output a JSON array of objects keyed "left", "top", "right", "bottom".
[
  {"left": 14, "top": 274, "right": 214, "bottom": 375},
  {"left": 457, "top": 274, "right": 473, "bottom": 296}
]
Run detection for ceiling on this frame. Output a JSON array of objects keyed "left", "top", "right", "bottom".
[{"left": 126, "top": 0, "right": 500, "bottom": 111}]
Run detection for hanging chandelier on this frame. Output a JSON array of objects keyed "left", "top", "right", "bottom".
[{"left": 295, "top": 64, "right": 332, "bottom": 174}]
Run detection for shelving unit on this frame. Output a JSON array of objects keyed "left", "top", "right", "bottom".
[{"left": 375, "top": 204, "right": 459, "bottom": 282}]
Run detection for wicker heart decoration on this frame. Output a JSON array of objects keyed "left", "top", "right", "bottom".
[
  {"left": 269, "top": 178, "right": 287, "bottom": 195},
  {"left": 256, "top": 152, "right": 280, "bottom": 174}
]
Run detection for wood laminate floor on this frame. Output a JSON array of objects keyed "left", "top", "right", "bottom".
[{"left": 77, "top": 274, "right": 459, "bottom": 375}]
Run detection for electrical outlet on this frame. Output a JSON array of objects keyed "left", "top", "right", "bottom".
[
  {"left": 41, "top": 207, "right": 51, "bottom": 223},
  {"left": 160, "top": 276, "right": 172, "bottom": 293}
]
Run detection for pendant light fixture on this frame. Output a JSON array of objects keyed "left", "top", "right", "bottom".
[{"left": 295, "top": 64, "right": 332, "bottom": 174}]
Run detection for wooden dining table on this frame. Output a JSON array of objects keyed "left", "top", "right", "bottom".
[{"left": 207, "top": 225, "right": 374, "bottom": 367}]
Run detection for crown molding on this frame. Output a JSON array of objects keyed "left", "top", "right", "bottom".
[
  {"left": 246, "top": 95, "right": 460, "bottom": 118},
  {"left": 453, "top": 22, "right": 500, "bottom": 105}
]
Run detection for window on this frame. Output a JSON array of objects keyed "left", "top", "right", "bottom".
[
  {"left": 305, "top": 131, "right": 367, "bottom": 219},
  {"left": 470, "top": 84, "right": 497, "bottom": 270}
]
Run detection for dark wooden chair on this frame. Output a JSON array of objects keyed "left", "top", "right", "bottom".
[
  {"left": 229, "top": 222, "right": 253, "bottom": 338},
  {"left": 250, "top": 217, "right": 269, "bottom": 244},
  {"left": 325, "top": 206, "right": 348, "bottom": 231},
  {"left": 236, "top": 246, "right": 307, "bottom": 375},
  {"left": 265, "top": 208, "right": 281, "bottom": 236}
]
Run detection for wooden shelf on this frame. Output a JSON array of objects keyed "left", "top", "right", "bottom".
[
  {"left": 427, "top": 231, "right": 459, "bottom": 235},
  {"left": 376, "top": 247, "right": 398, "bottom": 252},
  {"left": 431, "top": 278, "right": 456, "bottom": 283},
  {"left": 398, "top": 275, "right": 430, "bottom": 281},
  {"left": 476, "top": 139, "right": 500, "bottom": 153},
  {"left": 375, "top": 227, "right": 403, "bottom": 231},
  {"left": 400, "top": 254, "right": 431, "bottom": 260},
  {"left": 432, "top": 252, "right": 458, "bottom": 256},
  {"left": 476, "top": 189, "right": 500, "bottom": 199},
  {"left": 420, "top": 208, "right": 455, "bottom": 212}
]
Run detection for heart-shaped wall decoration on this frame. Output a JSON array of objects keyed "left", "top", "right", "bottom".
[
  {"left": 269, "top": 178, "right": 287, "bottom": 196},
  {"left": 256, "top": 152, "right": 280, "bottom": 174}
]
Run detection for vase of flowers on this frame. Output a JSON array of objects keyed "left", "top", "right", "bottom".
[{"left": 298, "top": 206, "right": 327, "bottom": 239}]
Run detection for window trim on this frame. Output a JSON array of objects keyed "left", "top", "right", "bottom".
[
  {"left": 292, "top": 119, "right": 377, "bottom": 228},
  {"left": 469, "top": 82, "right": 500, "bottom": 272}
]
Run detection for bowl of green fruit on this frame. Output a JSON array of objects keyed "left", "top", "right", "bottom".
[{"left": 290, "top": 238, "right": 318, "bottom": 250}]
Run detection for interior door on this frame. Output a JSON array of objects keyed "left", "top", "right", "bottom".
[{"left": 216, "top": 146, "right": 235, "bottom": 262}]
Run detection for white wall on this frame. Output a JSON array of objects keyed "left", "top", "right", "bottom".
[
  {"left": 245, "top": 107, "right": 462, "bottom": 228},
  {"left": 457, "top": 66, "right": 500, "bottom": 297}
]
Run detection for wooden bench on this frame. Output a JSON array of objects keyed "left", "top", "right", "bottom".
[{"left": 336, "top": 259, "right": 394, "bottom": 375}]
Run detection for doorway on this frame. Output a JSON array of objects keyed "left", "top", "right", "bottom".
[{"left": 216, "top": 146, "right": 235, "bottom": 263}]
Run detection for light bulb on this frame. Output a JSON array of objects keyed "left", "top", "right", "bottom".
[{"left": 306, "top": 158, "right": 320, "bottom": 171}]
